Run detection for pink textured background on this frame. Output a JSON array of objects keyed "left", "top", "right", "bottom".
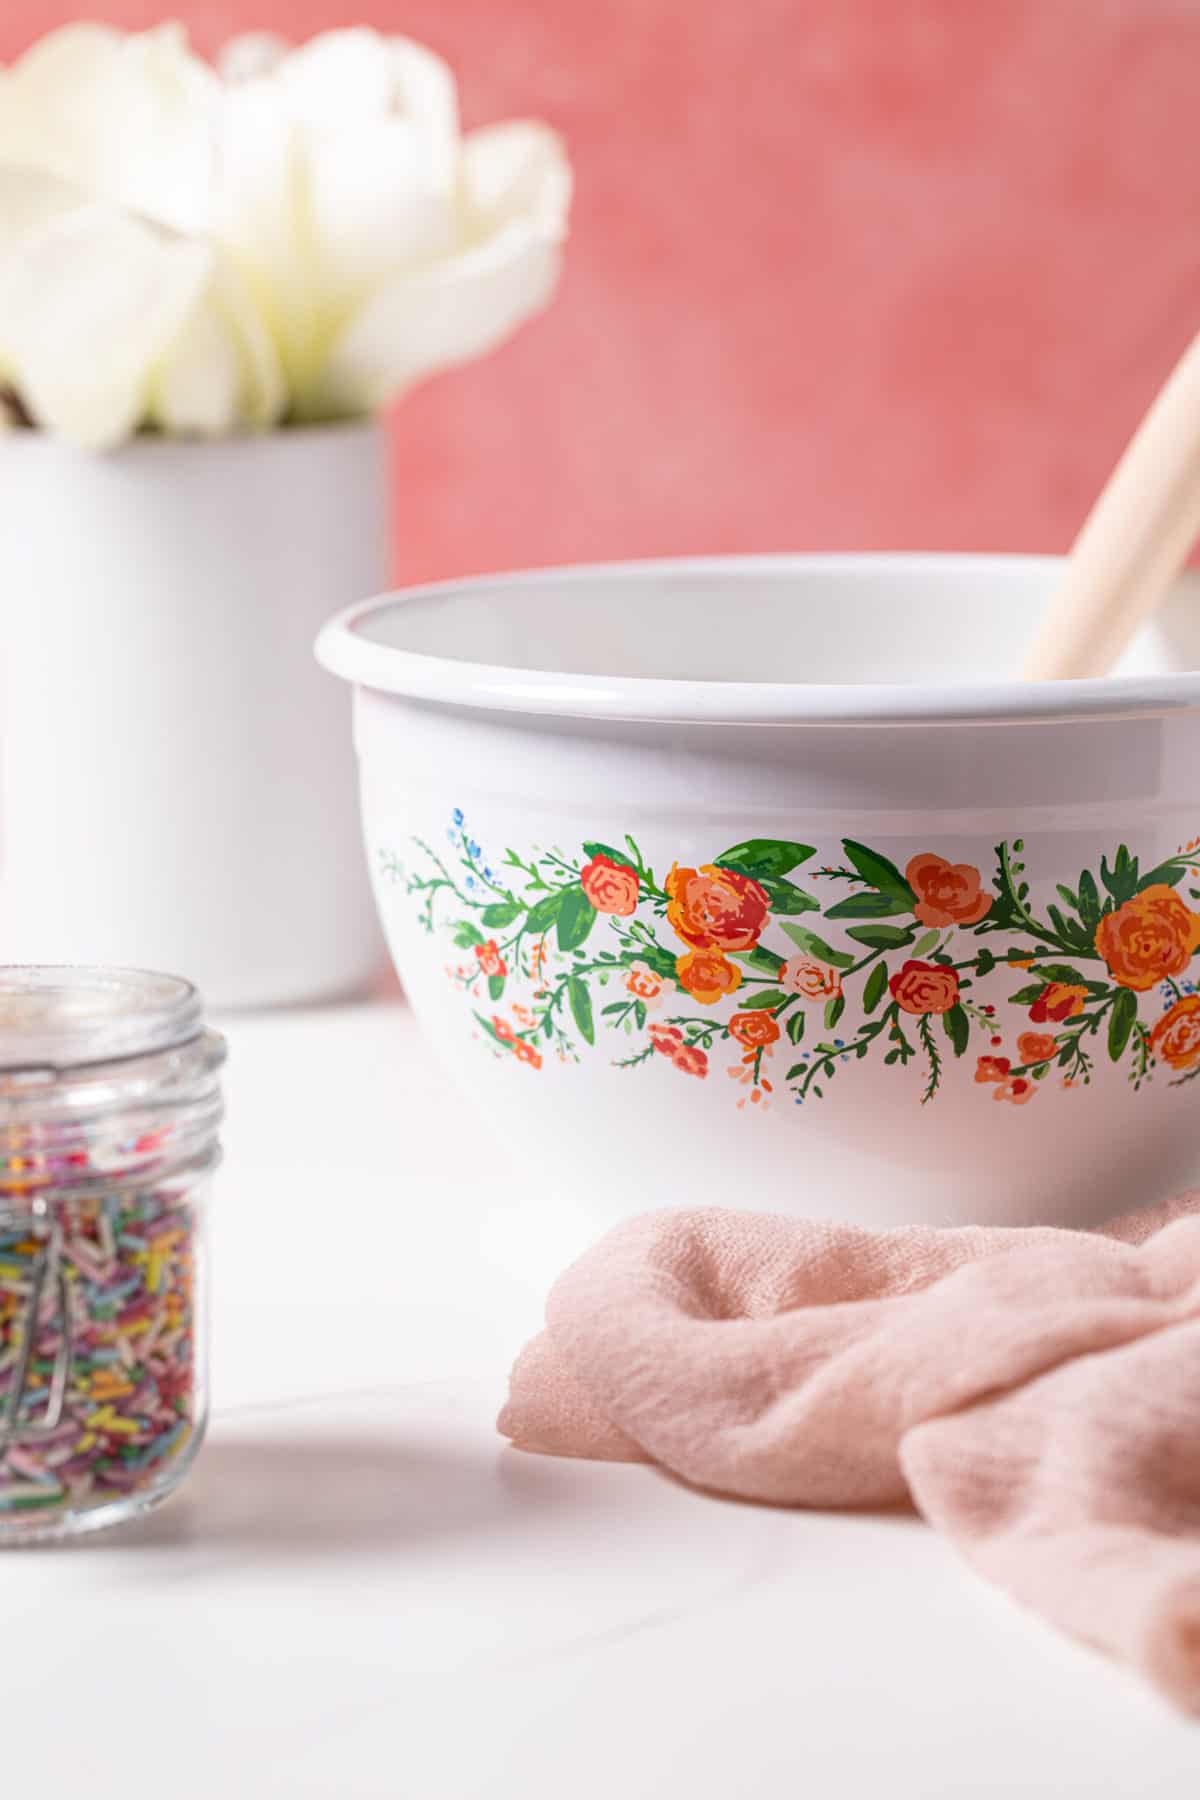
[{"left": 6, "top": 4, "right": 1200, "bottom": 583}]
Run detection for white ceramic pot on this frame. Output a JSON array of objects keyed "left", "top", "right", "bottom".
[
  {"left": 1, "top": 422, "right": 386, "bottom": 1008},
  {"left": 318, "top": 554, "right": 1200, "bottom": 1231}
]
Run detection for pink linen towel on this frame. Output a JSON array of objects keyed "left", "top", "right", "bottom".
[{"left": 499, "top": 1196, "right": 1200, "bottom": 1713}]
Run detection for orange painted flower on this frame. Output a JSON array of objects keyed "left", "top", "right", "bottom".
[
  {"left": 513, "top": 1038, "right": 543, "bottom": 1069},
  {"left": 728, "top": 1010, "right": 781, "bottom": 1049},
  {"left": 1095, "top": 886, "right": 1200, "bottom": 992},
  {"left": 625, "top": 960, "right": 664, "bottom": 1003},
  {"left": 1017, "top": 1031, "right": 1057, "bottom": 1065},
  {"left": 905, "top": 853, "right": 992, "bottom": 928},
  {"left": 1150, "top": 994, "right": 1200, "bottom": 1072},
  {"left": 475, "top": 940, "right": 507, "bottom": 979},
  {"left": 491, "top": 1016, "right": 515, "bottom": 1044},
  {"left": 672, "top": 1043, "right": 709, "bottom": 1078},
  {"left": 580, "top": 854, "right": 640, "bottom": 917},
  {"left": 888, "top": 960, "right": 960, "bottom": 1016},
  {"left": 779, "top": 958, "right": 842, "bottom": 1001},
  {"left": 1029, "top": 982, "right": 1087, "bottom": 1024},
  {"left": 994, "top": 1076, "right": 1036, "bottom": 1106},
  {"left": 676, "top": 948, "right": 742, "bottom": 1004},
  {"left": 665, "top": 863, "right": 770, "bottom": 952},
  {"left": 974, "top": 1055, "right": 1011, "bottom": 1084}
]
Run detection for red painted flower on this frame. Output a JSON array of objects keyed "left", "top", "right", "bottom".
[
  {"left": 994, "top": 1076, "right": 1036, "bottom": 1106},
  {"left": 1029, "top": 982, "right": 1086, "bottom": 1025},
  {"left": 580, "top": 854, "right": 640, "bottom": 917},
  {"left": 1150, "top": 995, "right": 1200, "bottom": 1072},
  {"left": 513, "top": 1038, "right": 543, "bottom": 1070},
  {"left": 665, "top": 863, "right": 771, "bottom": 951},
  {"left": 728, "top": 1010, "right": 781, "bottom": 1049},
  {"left": 675, "top": 948, "right": 742, "bottom": 1005},
  {"left": 648, "top": 1022, "right": 685, "bottom": 1058},
  {"left": 974, "top": 1055, "right": 1010, "bottom": 1084},
  {"left": 1095, "top": 886, "right": 1200, "bottom": 993},
  {"left": 888, "top": 960, "right": 960, "bottom": 1016},
  {"left": 491, "top": 1016, "right": 515, "bottom": 1044},
  {"left": 1017, "top": 1031, "right": 1057, "bottom": 1065},
  {"left": 475, "top": 940, "right": 507, "bottom": 979},
  {"left": 672, "top": 1043, "right": 709, "bottom": 1078},
  {"left": 905, "top": 853, "right": 992, "bottom": 928}
]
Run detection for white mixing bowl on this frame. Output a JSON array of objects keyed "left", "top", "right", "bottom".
[{"left": 317, "top": 554, "right": 1200, "bottom": 1231}]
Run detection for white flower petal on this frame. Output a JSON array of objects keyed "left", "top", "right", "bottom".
[
  {"left": 149, "top": 295, "right": 242, "bottom": 437},
  {"left": 216, "top": 83, "right": 322, "bottom": 395},
  {"left": 0, "top": 23, "right": 218, "bottom": 234},
  {"left": 312, "top": 232, "right": 563, "bottom": 418},
  {"left": 310, "top": 122, "right": 569, "bottom": 415},
  {"left": 218, "top": 32, "right": 290, "bottom": 85},
  {"left": 0, "top": 160, "right": 92, "bottom": 242},
  {"left": 460, "top": 122, "right": 573, "bottom": 240},
  {"left": 0, "top": 203, "right": 212, "bottom": 447},
  {"left": 271, "top": 30, "right": 458, "bottom": 136}
]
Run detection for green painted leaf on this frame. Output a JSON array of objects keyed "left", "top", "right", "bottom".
[
  {"left": 1139, "top": 859, "right": 1193, "bottom": 891},
  {"left": 556, "top": 886, "right": 596, "bottom": 951},
  {"left": 1028, "top": 962, "right": 1087, "bottom": 985},
  {"left": 757, "top": 876, "right": 820, "bottom": 915},
  {"left": 779, "top": 922, "right": 855, "bottom": 970},
  {"left": 738, "top": 989, "right": 788, "bottom": 1010},
  {"left": 943, "top": 1004, "right": 969, "bottom": 1057},
  {"left": 714, "top": 838, "right": 815, "bottom": 879},
  {"left": 1055, "top": 883, "right": 1080, "bottom": 911},
  {"left": 582, "top": 841, "right": 636, "bottom": 870},
  {"left": 453, "top": 921, "right": 486, "bottom": 948},
  {"left": 481, "top": 901, "right": 520, "bottom": 927},
  {"left": 487, "top": 973, "right": 506, "bottom": 1001},
  {"left": 1077, "top": 869, "right": 1102, "bottom": 926},
  {"left": 601, "top": 1002, "right": 630, "bottom": 1016},
  {"left": 841, "top": 840, "right": 915, "bottom": 904},
  {"left": 824, "top": 891, "right": 912, "bottom": 921},
  {"left": 525, "top": 890, "right": 565, "bottom": 935},
  {"left": 786, "top": 1010, "right": 806, "bottom": 1045},
  {"left": 824, "top": 994, "right": 846, "bottom": 1030},
  {"left": 913, "top": 929, "right": 941, "bottom": 959},
  {"left": 862, "top": 962, "right": 889, "bottom": 1013},
  {"left": 1008, "top": 983, "right": 1047, "bottom": 1005},
  {"left": 785, "top": 1063, "right": 806, "bottom": 1081},
  {"left": 1100, "top": 846, "right": 1139, "bottom": 904},
  {"left": 845, "top": 923, "right": 915, "bottom": 950},
  {"left": 1108, "top": 988, "right": 1137, "bottom": 1062},
  {"left": 567, "top": 975, "right": 595, "bottom": 1045},
  {"left": 637, "top": 943, "right": 680, "bottom": 980},
  {"left": 733, "top": 946, "right": 785, "bottom": 975}
]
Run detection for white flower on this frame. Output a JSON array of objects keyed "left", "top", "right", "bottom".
[
  {"left": 0, "top": 25, "right": 283, "bottom": 447},
  {"left": 0, "top": 23, "right": 570, "bottom": 447},
  {"left": 217, "top": 28, "right": 570, "bottom": 418}
]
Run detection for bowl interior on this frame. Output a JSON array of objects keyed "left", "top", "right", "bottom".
[{"left": 347, "top": 556, "right": 1200, "bottom": 687}]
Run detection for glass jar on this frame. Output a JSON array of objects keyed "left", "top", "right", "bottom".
[{"left": 0, "top": 968, "right": 224, "bottom": 1542}]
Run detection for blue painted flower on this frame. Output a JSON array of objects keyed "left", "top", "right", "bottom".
[
  {"left": 466, "top": 876, "right": 476, "bottom": 889},
  {"left": 468, "top": 840, "right": 482, "bottom": 860},
  {"left": 452, "top": 808, "right": 464, "bottom": 826}
]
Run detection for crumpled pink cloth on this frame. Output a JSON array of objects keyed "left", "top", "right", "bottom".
[{"left": 499, "top": 1195, "right": 1200, "bottom": 1714}]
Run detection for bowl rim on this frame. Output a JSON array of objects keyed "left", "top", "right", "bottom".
[{"left": 314, "top": 552, "right": 1200, "bottom": 727}]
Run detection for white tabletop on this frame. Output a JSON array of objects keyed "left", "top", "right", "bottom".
[{"left": 9, "top": 1001, "right": 1199, "bottom": 1796}]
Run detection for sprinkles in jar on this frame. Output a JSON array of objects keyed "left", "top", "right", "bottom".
[{"left": 0, "top": 968, "right": 223, "bottom": 1541}]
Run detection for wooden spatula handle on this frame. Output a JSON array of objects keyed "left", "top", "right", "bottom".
[{"left": 1023, "top": 328, "right": 1200, "bottom": 681}]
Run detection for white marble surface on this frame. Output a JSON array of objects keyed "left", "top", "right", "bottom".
[{"left": 8, "top": 1001, "right": 1200, "bottom": 1796}]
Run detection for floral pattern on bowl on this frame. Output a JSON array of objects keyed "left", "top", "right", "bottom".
[{"left": 381, "top": 815, "right": 1200, "bottom": 1112}]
